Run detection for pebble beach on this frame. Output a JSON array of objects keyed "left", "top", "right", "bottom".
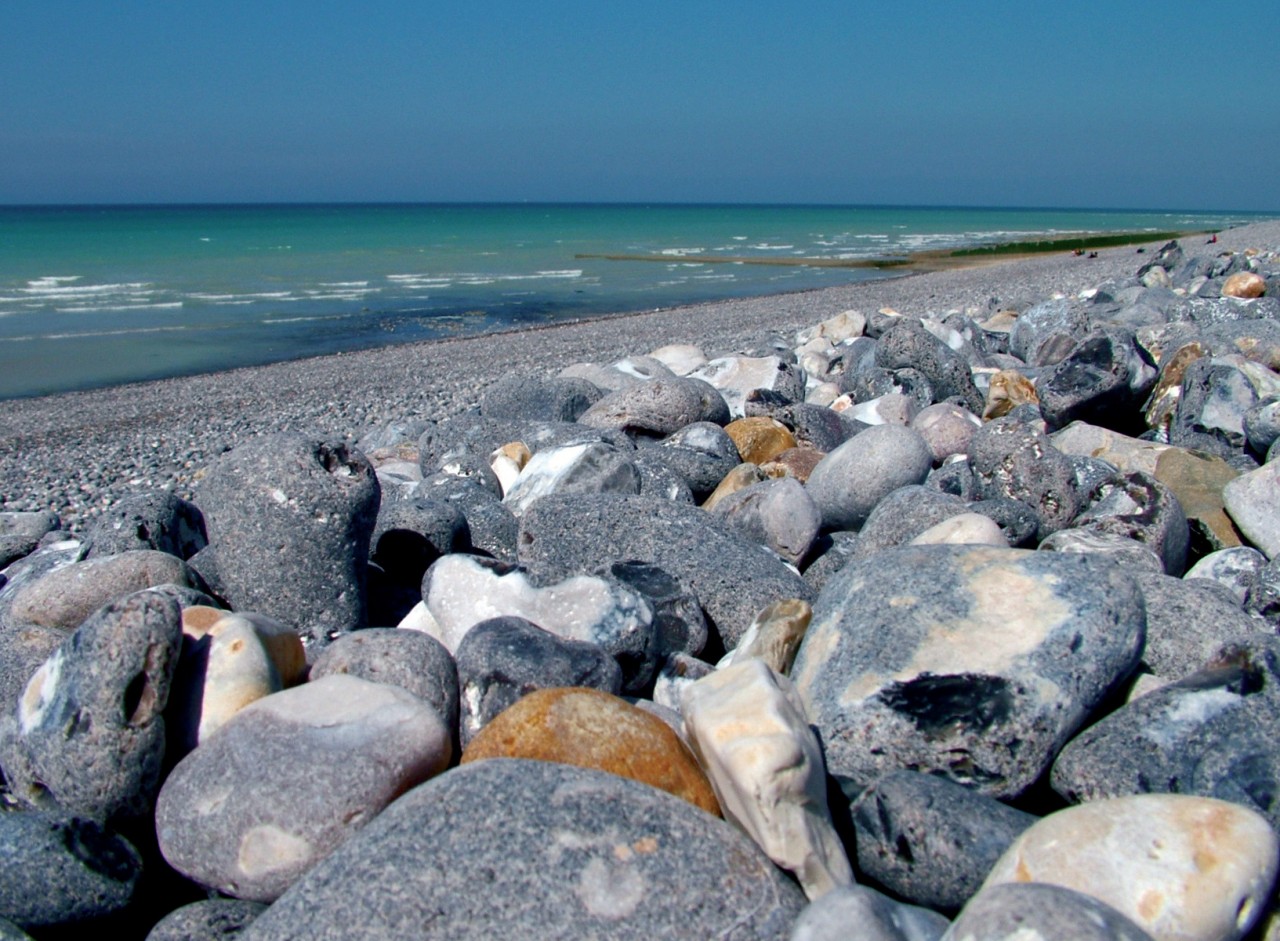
[{"left": 2, "top": 218, "right": 1280, "bottom": 940}]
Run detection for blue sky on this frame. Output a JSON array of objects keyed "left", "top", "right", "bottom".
[{"left": 3, "top": 2, "right": 1277, "bottom": 209}]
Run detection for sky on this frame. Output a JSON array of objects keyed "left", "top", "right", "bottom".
[{"left": 3, "top": 1, "right": 1278, "bottom": 210}]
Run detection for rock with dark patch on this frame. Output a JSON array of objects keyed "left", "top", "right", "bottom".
[
  {"left": 195, "top": 435, "right": 380, "bottom": 650},
  {"left": 478, "top": 375, "right": 602, "bottom": 422},
  {"left": 308, "top": 627, "right": 459, "bottom": 734},
  {"left": 599, "top": 560, "right": 708, "bottom": 659},
  {"left": 237, "top": 759, "right": 806, "bottom": 941},
  {"left": 629, "top": 450, "right": 697, "bottom": 503},
  {"left": 708, "top": 477, "right": 821, "bottom": 566},
  {"left": 453, "top": 616, "right": 622, "bottom": 746},
  {"left": 1009, "top": 296, "right": 1091, "bottom": 366},
  {"left": 1036, "top": 329, "right": 1156, "bottom": 432},
  {"left": 910, "top": 402, "right": 981, "bottom": 465},
  {"left": 0, "top": 590, "right": 182, "bottom": 822},
  {"left": 841, "top": 365, "right": 936, "bottom": 412},
  {"left": 744, "top": 396, "right": 849, "bottom": 453},
  {"left": 0, "top": 810, "right": 142, "bottom": 931},
  {"left": 790, "top": 884, "right": 951, "bottom": 941},
  {"left": 1068, "top": 472, "right": 1189, "bottom": 575},
  {"left": 646, "top": 422, "right": 742, "bottom": 500},
  {"left": 145, "top": 899, "right": 267, "bottom": 941},
  {"left": 969, "top": 410, "right": 1081, "bottom": 541},
  {"left": 945, "top": 883, "right": 1155, "bottom": 941},
  {"left": 805, "top": 425, "right": 933, "bottom": 532},
  {"left": 0, "top": 512, "right": 60, "bottom": 569},
  {"left": 845, "top": 770, "right": 1037, "bottom": 912},
  {"left": 799, "top": 531, "right": 861, "bottom": 594},
  {"left": 791, "top": 545, "right": 1146, "bottom": 798},
  {"left": 517, "top": 493, "right": 813, "bottom": 650},
  {"left": 82, "top": 492, "right": 207, "bottom": 560},
  {"left": 370, "top": 493, "right": 467, "bottom": 583},
  {"left": 924, "top": 458, "right": 980, "bottom": 502},
  {"left": 1170, "top": 358, "right": 1260, "bottom": 459},
  {"left": 875, "top": 318, "right": 984, "bottom": 414},
  {"left": 1051, "top": 640, "right": 1280, "bottom": 829}
]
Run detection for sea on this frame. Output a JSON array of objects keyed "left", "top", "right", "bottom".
[{"left": 0, "top": 203, "right": 1269, "bottom": 400}]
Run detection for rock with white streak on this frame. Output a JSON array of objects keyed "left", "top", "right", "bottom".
[
  {"left": 682, "top": 658, "right": 853, "bottom": 900},
  {"left": 719, "top": 598, "right": 812, "bottom": 674},
  {"left": 690, "top": 355, "right": 806, "bottom": 418},
  {"left": 501, "top": 440, "right": 641, "bottom": 516}
]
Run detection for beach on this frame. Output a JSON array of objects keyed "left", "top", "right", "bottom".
[{"left": 2, "top": 219, "right": 1277, "bottom": 531}]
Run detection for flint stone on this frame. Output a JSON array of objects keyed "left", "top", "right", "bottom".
[
  {"left": 1009, "top": 296, "right": 1091, "bottom": 366},
  {"left": 841, "top": 366, "right": 935, "bottom": 412},
  {"left": 1037, "top": 329, "right": 1156, "bottom": 432},
  {"left": 1052, "top": 642, "right": 1280, "bottom": 829},
  {"left": 875, "top": 318, "right": 984, "bottom": 414},
  {"left": 0, "top": 810, "right": 142, "bottom": 930},
  {"left": 648, "top": 343, "right": 707, "bottom": 376},
  {"left": 847, "top": 770, "right": 1036, "bottom": 913},
  {"left": 308, "top": 627, "right": 458, "bottom": 734},
  {"left": 848, "top": 486, "right": 968, "bottom": 560},
  {"left": 0, "top": 512, "right": 60, "bottom": 569},
  {"left": 454, "top": 617, "right": 621, "bottom": 746},
  {"left": 156, "top": 674, "right": 451, "bottom": 902},
  {"left": 650, "top": 421, "right": 742, "bottom": 499},
  {"left": 419, "top": 554, "right": 655, "bottom": 691},
  {"left": 944, "top": 883, "right": 1155, "bottom": 941},
  {"left": 652, "top": 651, "right": 715, "bottom": 715},
  {"left": 502, "top": 440, "right": 641, "bottom": 517},
  {"left": 82, "top": 492, "right": 206, "bottom": 560},
  {"left": 690, "top": 354, "right": 806, "bottom": 418},
  {"left": 478, "top": 375, "right": 602, "bottom": 422},
  {"left": 196, "top": 435, "right": 380, "bottom": 649},
  {"left": 710, "top": 477, "right": 821, "bottom": 566},
  {"left": 1069, "top": 472, "right": 1189, "bottom": 574},
  {"left": 982, "top": 794, "right": 1277, "bottom": 941},
  {"left": 744, "top": 399, "right": 848, "bottom": 453},
  {"left": 806, "top": 425, "right": 933, "bottom": 532},
  {"left": 417, "top": 415, "right": 631, "bottom": 476},
  {"left": 1037, "top": 529, "right": 1165, "bottom": 573},
  {"left": 725, "top": 416, "right": 798, "bottom": 465},
  {"left": 579, "top": 377, "right": 726, "bottom": 435},
  {"left": 682, "top": 659, "right": 853, "bottom": 899},
  {"left": 145, "top": 899, "right": 267, "bottom": 941},
  {"left": 6, "top": 550, "right": 198, "bottom": 632},
  {"left": 1172, "top": 359, "right": 1260, "bottom": 456},
  {"left": 1223, "top": 460, "right": 1280, "bottom": 558},
  {"left": 415, "top": 472, "right": 519, "bottom": 562},
  {"left": 239, "top": 759, "right": 805, "bottom": 940},
  {"left": 791, "top": 885, "right": 951, "bottom": 941},
  {"left": 763, "top": 446, "right": 825, "bottom": 483},
  {"left": 791, "top": 545, "right": 1146, "bottom": 798},
  {"left": 1185, "top": 546, "right": 1268, "bottom": 605},
  {"left": 981, "top": 369, "right": 1040, "bottom": 421},
  {"left": 720, "top": 598, "right": 811, "bottom": 675},
  {"left": 1244, "top": 397, "right": 1280, "bottom": 455},
  {"left": 970, "top": 412, "right": 1081, "bottom": 540},
  {"left": 600, "top": 560, "right": 708, "bottom": 659},
  {"left": 517, "top": 493, "right": 813, "bottom": 649}
]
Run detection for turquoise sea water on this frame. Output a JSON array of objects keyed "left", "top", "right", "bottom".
[{"left": 0, "top": 203, "right": 1268, "bottom": 399}]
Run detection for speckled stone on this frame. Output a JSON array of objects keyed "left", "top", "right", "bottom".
[
  {"left": 709, "top": 476, "right": 821, "bottom": 566},
  {"left": 238, "top": 759, "right": 806, "bottom": 940},
  {"left": 156, "top": 674, "right": 452, "bottom": 902},
  {"left": 82, "top": 491, "right": 207, "bottom": 560},
  {"left": 791, "top": 885, "right": 951, "bottom": 941},
  {"left": 578, "top": 377, "right": 726, "bottom": 435},
  {"left": 145, "top": 899, "right": 267, "bottom": 941},
  {"left": 981, "top": 794, "right": 1277, "bottom": 941},
  {"left": 791, "top": 545, "right": 1146, "bottom": 798},
  {"left": 945, "top": 883, "right": 1155, "bottom": 941},
  {"left": 805, "top": 425, "right": 933, "bottom": 532},
  {"left": 969, "top": 410, "right": 1081, "bottom": 540},
  {"left": 462, "top": 686, "right": 719, "bottom": 816}
]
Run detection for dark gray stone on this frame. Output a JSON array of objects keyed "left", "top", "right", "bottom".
[
  {"left": 841, "top": 365, "right": 935, "bottom": 411},
  {"left": 944, "top": 883, "right": 1154, "bottom": 941},
  {"left": 82, "top": 492, "right": 207, "bottom": 560},
  {"left": 0, "top": 621, "right": 65, "bottom": 717},
  {"left": 416, "top": 473, "right": 518, "bottom": 562},
  {"left": 924, "top": 459, "right": 979, "bottom": 501},
  {"left": 969, "top": 411, "right": 1081, "bottom": 541},
  {"left": 744, "top": 396, "right": 849, "bottom": 453},
  {"left": 875, "top": 318, "right": 984, "bottom": 414},
  {"left": 1051, "top": 640, "right": 1280, "bottom": 830},
  {"left": 1009, "top": 296, "right": 1091, "bottom": 366},
  {"left": 1170, "top": 358, "right": 1259, "bottom": 458},
  {"left": 579, "top": 378, "right": 727, "bottom": 435},
  {"left": 308, "top": 627, "right": 459, "bottom": 734},
  {"left": 846, "top": 770, "right": 1036, "bottom": 912},
  {"left": 371, "top": 493, "right": 467, "bottom": 582},
  {"left": 0, "top": 810, "right": 142, "bottom": 930},
  {"left": 791, "top": 884, "right": 950, "bottom": 941},
  {"left": 600, "top": 560, "right": 708, "bottom": 659},
  {"left": 238, "top": 759, "right": 807, "bottom": 941},
  {"left": 648, "top": 422, "right": 742, "bottom": 499},
  {"left": 791, "top": 546, "right": 1146, "bottom": 799},
  {"left": 848, "top": 486, "right": 968, "bottom": 560},
  {"left": 967, "top": 498, "right": 1041, "bottom": 549},
  {"left": 0, "top": 512, "right": 60, "bottom": 570},
  {"left": 709, "top": 477, "right": 821, "bottom": 566},
  {"left": 517, "top": 493, "right": 813, "bottom": 650},
  {"left": 454, "top": 616, "right": 622, "bottom": 746},
  {"left": 500, "top": 440, "right": 641, "bottom": 517},
  {"left": 195, "top": 435, "right": 380, "bottom": 650},
  {"left": 1069, "top": 472, "right": 1189, "bottom": 575},
  {"left": 0, "top": 591, "right": 181, "bottom": 822},
  {"left": 479, "top": 375, "right": 602, "bottom": 422},
  {"left": 145, "top": 899, "right": 267, "bottom": 941},
  {"left": 805, "top": 425, "right": 933, "bottom": 532},
  {"left": 629, "top": 450, "right": 696, "bottom": 504},
  {"left": 1244, "top": 397, "right": 1280, "bottom": 457},
  {"left": 800, "top": 531, "right": 861, "bottom": 594},
  {"left": 1036, "top": 329, "right": 1155, "bottom": 433}
]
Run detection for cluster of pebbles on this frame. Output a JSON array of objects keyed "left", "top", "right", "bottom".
[{"left": 2, "top": 225, "right": 1280, "bottom": 940}]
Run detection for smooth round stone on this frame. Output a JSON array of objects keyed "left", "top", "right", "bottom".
[
  {"left": 308, "top": 627, "right": 459, "bottom": 734},
  {"left": 709, "top": 477, "right": 821, "bottom": 566},
  {"left": 3, "top": 591, "right": 182, "bottom": 821},
  {"left": 0, "top": 810, "right": 142, "bottom": 930},
  {"left": 725, "top": 417, "right": 798, "bottom": 465},
  {"left": 910, "top": 402, "right": 982, "bottom": 464},
  {"left": 0, "top": 511, "right": 59, "bottom": 569},
  {"left": 462, "top": 686, "right": 719, "bottom": 816},
  {"left": 146, "top": 899, "right": 267, "bottom": 941},
  {"left": 156, "top": 674, "right": 452, "bottom": 902},
  {"left": 946, "top": 883, "right": 1155, "bottom": 941},
  {"left": 578, "top": 378, "right": 724, "bottom": 435},
  {"left": 1223, "top": 460, "right": 1280, "bottom": 558},
  {"left": 805, "top": 425, "right": 933, "bottom": 531},
  {"left": 791, "top": 885, "right": 951, "bottom": 941},
  {"left": 982, "top": 794, "right": 1278, "bottom": 941},
  {"left": 454, "top": 617, "right": 621, "bottom": 747},
  {"left": 6, "top": 549, "right": 198, "bottom": 631},
  {"left": 908, "top": 512, "right": 1006, "bottom": 548},
  {"left": 1223, "top": 271, "right": 1267, "bottom": 299},
  {"left": 237, "top": 759, "right": 804, "bottom": 940},
  {"left": 182, "top": 608, "right": 306, "bottom": 685},
  {"left": 849, "top": 486, "right": 968, "bottom": 559}
]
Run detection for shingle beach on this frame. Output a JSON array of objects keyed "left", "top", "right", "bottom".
[{"left": 2, "top": 219, "right": 1280, "bottom": 940}]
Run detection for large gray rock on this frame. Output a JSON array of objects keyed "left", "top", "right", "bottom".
[
  {"left": 145, "top": 899, "right": 267, "bottom": 941},
  {"left": 1223, "top": 459, "right": 1280, "bottom": 558},
  {"left": 156, "top": 674, "right": 452, "bottom": 902},
  {"left": 578, "top": 377, "right": 726, "bottom": 435},
  {"left": 1009, "top": 296, "right": 1091, "bottom": 366},
  {"left": 791, "top": 545, "right": 1146, "bottom": 798},
  {"left": 501, "top": 440, "right": 641, "bottom": 516},
  {"left": 791, "top": 885, "right": 950, "bottom": 941},
  {"left": 805, "top": 425, "right": 933, "bottom": 532},
  {"left": 943, "top": 883, "right": 1154, "bottom": 941},
  {"left": 415, "top": 472, "right": 518, "bottom": 562},
  {"left": 239, "top": 759, "right": 807, "bottom": 940},
  {"left": 847, "top": 770, "right": 1037, "bottom": 912},
  {"left": 517, "top": 493, "right": 813, "bottom": 650},
  {"left": 709, "top": 476, "right": 821, "bottom": 566},
  {"left": 1036, "top": 328, "right": 1155, "bottom": 432},
  {"left": 0, "top": 511, "right": 60, "bottom": 569},
  {"left": 0, "top": 590, "right": 181, "bottom": 821},
  {"left": 195, "top": 435, "right": 381, "bottom": 650},
  {"left": 1068, "top": 471, "right": 1189, "bottom": 575},
  {"left": 875, "top": 318, "right": 984, "bottom": 414},
  {"left": 478, "top": 375, "right": 602, "bottom": 422},
  {"left": 82, "top": 491, "right": 207, "bottom": 560},
  {"left": 969, "top": 410, "right": 1081, "bottom": 540}
]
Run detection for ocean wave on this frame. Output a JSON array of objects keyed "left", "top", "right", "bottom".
[
  {"left": 54, "top": 302, "right": 184, "bottom": 313},
  {"left": 747, "top": 244, "right": 794, "bottom": 251},
  {"left": 188, "top": 291, "right": 294, "bottom": 301},
  {"left": 659, "top": 248, "right": 706, "bottom": 257},
  {"left": 20, "top": 281, "right": 153, "bottom": 296}
]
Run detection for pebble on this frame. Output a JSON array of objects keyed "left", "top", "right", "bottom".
[
  {"left": 805, "top": 424, "right": 933, "bottom": 531},
  {"left": 944, "top": 883, "right": 1155, "bottom": 941}
]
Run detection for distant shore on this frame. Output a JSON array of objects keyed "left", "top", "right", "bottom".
[{"left": 1, "top": 219, "right": 1276, "bottom": 531}]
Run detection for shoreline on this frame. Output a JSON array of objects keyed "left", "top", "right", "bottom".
[{"left": 1, "top": 219, "right": 1276, "bottom": 530}]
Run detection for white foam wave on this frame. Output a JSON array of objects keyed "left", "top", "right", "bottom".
[
  {"left": 54, "top": 302, "right": 183, "bottom": 313},
  {"left": 747, "top": 244, "right": 793, "bottom": 251},
  {"left": 660, "top": 248, "right": 705, "bottom": 257},
  {"left": 319, "top": 281, "right": 370, "bottom": 288},
  {"left": 20, "top": 281, "right": 153, "bottom": 296}
]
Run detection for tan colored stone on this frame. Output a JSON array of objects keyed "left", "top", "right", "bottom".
[
  {"left": 1052, "top": 422, "right": 1172, "bottom": 476},
  {"left": 702, "top": 463, "right": 767, "bottom": 511},
  {"left": 979, "top": 310, "right": 1020, "bottom": 334},
  {"left": 172, "top": 617, "right": 282, "bottom": 750},
  {"left": 720, "top": 598, "right": 812, "bottom": 674},
  {"left": 1222, "top": 271, "right": 1266, "bottom": 299},
  {"left": 725, "top": 417, "right": 797, "bottom": 465},
  {"left": 461, "top": 687, "right": 720, "bottom": 816},
  {"left": 1153, "top": 448, "right": 1244, "bottom": 551},
  {"left": 760, "top": 447, "right": 824, "bottom": 484},
  {"left": 983, "top": 794, "right": 1278, "bottom": 941},
  {"left": 489, "top": 440, "right": 532, "bottom": 496},
  {"left": 983, "top": 370, "right": 1040, "bottom": 421},
  {"left": 182, "top": 607, "right": 306, "bottom": 687},
  {"left": 909, "top": 512, "right": 1006, "bottom": 548},
  {"left": 1145, "top": 343, "right": 1208, "bottom": 431}
]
